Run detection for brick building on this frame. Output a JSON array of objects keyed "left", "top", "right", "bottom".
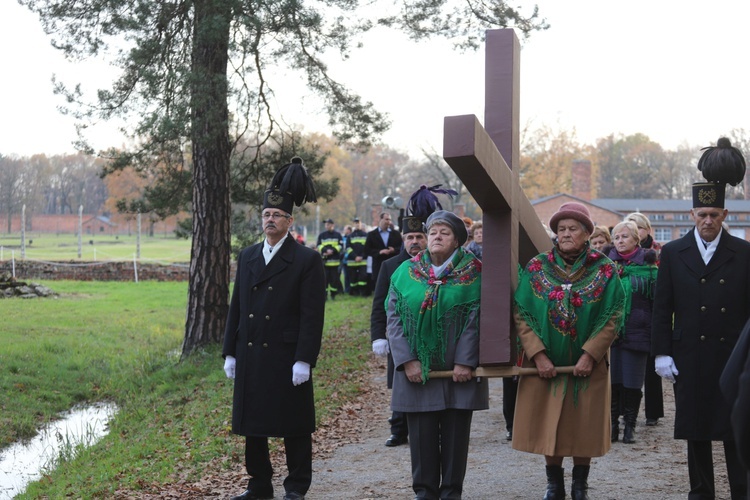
[
  {"left": 532, "top": 194, "right": 750, "bottom": 243},
  {"left": 532, "top": 193, "right": 623, "bottom": 233},
  {"left": 531, "top": 159, "right": 750, "bottom": 243},
  {"left": 0, "top": 213, "right": 184, "bottom": 236}
]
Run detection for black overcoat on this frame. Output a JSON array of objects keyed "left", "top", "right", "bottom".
[
  {"left": 652, "top": 229, "right": 750, "bottom": 440},
  {"left": 223, "top": 234, "right": 326, "bottom": 437},
  {"left": 370, "top": 249, "right": 412, "bottom": 388},
  {"left": 721, "top": 318, "right": 750, "bottom": 472}
]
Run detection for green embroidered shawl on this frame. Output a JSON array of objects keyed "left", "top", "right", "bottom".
[
  {"left": 614, "top": 259, "right": 657, "bottom": 336},
  {"left": 514, "top": 244, "right": 625, "bottom": 400},
  {"left": 389, "top": 248, "right": 482, "bottom": 382}
]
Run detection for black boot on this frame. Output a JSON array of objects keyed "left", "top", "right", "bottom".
[
  {"left": 622, "top": 388, "right": 643, "bottom": 444},
  {"left": 571, "top": 465, "right": 590, "bottom": 500},
  {"left": 611, "top": 383, "right": 622, "bottom": 442},
  {"left": 543, "top": 465, "right": 565, "bottom": 500}
]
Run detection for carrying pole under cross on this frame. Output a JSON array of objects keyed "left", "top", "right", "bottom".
[
  {"left": 430, "top": 366, "right": 575, "bottom": 378},
  {"left": 442, "top": 29, "right": 553, "bottom": 368}
]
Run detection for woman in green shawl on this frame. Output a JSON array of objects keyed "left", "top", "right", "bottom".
[
  {"left": 512, "top": 202, "right": 625, "bottom": 500},
  {"left": 606, "top": 220, "right": 658, "bottom": 445},
  {"left": 387, "top": 210, "right": 488, "bottom": 500}
]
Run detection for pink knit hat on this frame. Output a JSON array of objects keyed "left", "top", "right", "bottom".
[{"left": 549, "top": 202, "right": 594, "bottom": 234}]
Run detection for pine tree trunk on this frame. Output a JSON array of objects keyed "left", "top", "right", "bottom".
[{"left": 182, "top": 0, "right": 232, "bottom": 359}]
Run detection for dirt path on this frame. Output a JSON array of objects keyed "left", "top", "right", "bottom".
[
  {"left": 300, "top": 358, "right": 735, "bottom": 500},
  {"left": 166, "top": 357, "right": 735, "bottom": 499}
]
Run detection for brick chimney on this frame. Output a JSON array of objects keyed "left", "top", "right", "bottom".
[
  {"left": 571, "top": 160, "right": 592, "bottom": 201},
  {"left": 453, "top": 203, "right": 466, "bottom": 218}
]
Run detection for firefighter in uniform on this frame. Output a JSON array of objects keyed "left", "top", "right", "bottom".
[
  {"left": 346, "top": 218, "right": 368, "bottom": 296},
  {"left": 317, "top": 218, "right": 343, "bottom": 300}
]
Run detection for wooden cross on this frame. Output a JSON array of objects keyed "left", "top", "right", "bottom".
[{"left": 443, "top": 29, "right": 553, "bottom": 366}]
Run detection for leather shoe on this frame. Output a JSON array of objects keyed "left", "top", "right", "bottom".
[
  {"left": 505, "top": 430, "right": 513, "bottom": 441},
  {"left": 385, "top": 434, "right": 408, "bottom": 447},
  {"left": 283, "top": 493, "right": 305, "bottom": 500},
  {"left": 230, "top": 489, "right": 273, "bottom": 500},
  {"left": 645, "top": 418, "right": 659, "bottom": 426}
]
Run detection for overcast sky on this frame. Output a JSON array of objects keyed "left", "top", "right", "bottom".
[{"left": 1, "top": 0, "right": 749, "bottom": 159}]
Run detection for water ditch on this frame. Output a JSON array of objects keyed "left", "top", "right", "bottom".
[{"left": 0, "top": 401, "right": 117, "bottom": 499}]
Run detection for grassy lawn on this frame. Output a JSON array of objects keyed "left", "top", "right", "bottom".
[
  {"left": 0, "top": 233, "right": 192, "bottom": 262},
  {"left": 0, "top": 281, "right": 372, "bottom": 498}
]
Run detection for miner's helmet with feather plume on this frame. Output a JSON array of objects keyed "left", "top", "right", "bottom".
[
  {"left": 400, "top": 184, "right": 458, "bottom": 234},
  {"left": 693, "top": 138, "right": 747, "bottom": 208},
  {"left": 263, "top": 157, "right": 317, "bottom": 214}
]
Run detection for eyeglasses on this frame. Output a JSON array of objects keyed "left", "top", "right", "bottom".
[{"left": 261, "top": 212, "right": 291, "bottom": 220}]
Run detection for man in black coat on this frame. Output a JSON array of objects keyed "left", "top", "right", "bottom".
[
  {"left": 223, "top": 158, "right": 326, "bottom": 500},
  {"left": 652, "top": 179, "right": 750, "bottom": 499},
  {"left": 721, "top": 318, "right": 750, "bottom": 498},
  {"left": 370, "top": 214, "right": 427, "bottom": 447},
  {"left": 364, "top": 212, "right": 402, "bottom": 293}
]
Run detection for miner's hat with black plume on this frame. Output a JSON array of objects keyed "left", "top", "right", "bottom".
[
  {"left": 263, "top": 156, "right": 317, "bottom": 214},
  {"left": 693, "top": 138, "right": 747, "bottom": 208},
  {"left": 401, "top": 184, "right": 458, "bottom": 234}
]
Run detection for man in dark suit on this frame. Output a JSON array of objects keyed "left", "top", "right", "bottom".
[
  {"left": 721, "top": 318, "right": 750, "bottom": 498},
  {"left": 734, "top": 354, "right": 750, "bottom": 498},
  {"left": 223, "top": 157, "right": 325, "bottom": 500},
  {"left": 371, "top": 213, "right": 428, "bottom": 447},
  {"left": 364, "top": 212, "right": 402, "bottom": 294},
  {"left": 653, "top": 168, "right": 750, "bottom": 498}
]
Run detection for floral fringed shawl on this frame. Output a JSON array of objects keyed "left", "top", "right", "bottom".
[
  {"left": 514, "top": 244, "right": 625, "bottom": 403},
  {"left": 389, "top": 247, "right": 482, "bottom": 382}
]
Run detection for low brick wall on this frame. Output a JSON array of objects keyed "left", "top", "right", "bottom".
[{"left": 0, "top": 260, "right": 192, "bottom": 281}]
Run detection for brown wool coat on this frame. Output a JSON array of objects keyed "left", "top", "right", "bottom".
[{"left": 511, "top": 313, "right": 618, "bottom": 458}]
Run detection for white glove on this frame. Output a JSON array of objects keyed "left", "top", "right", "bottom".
[
  {"left": 372, "top": 339, "right": 390, "bottom": 357},
  {"left": 223, "top": 355, "right": 236, "bottom": 380},
  {"left": 655, "top": 355, "right": 679, "bottom": 383},
  {"left": 292, "top": 361, "right": 311, "bottom": 386}
]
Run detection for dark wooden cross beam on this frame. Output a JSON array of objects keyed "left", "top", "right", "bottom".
[{"left": 443, "top": 29, "right": 553, "bottom": 366}]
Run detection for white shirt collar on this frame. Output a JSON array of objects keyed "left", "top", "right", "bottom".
[
  {"left": 693, "top": 227, "right": 721, "bottom": 264},
  {"left": 263, "top": 234, "right": 287, "bottom": 264}
]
